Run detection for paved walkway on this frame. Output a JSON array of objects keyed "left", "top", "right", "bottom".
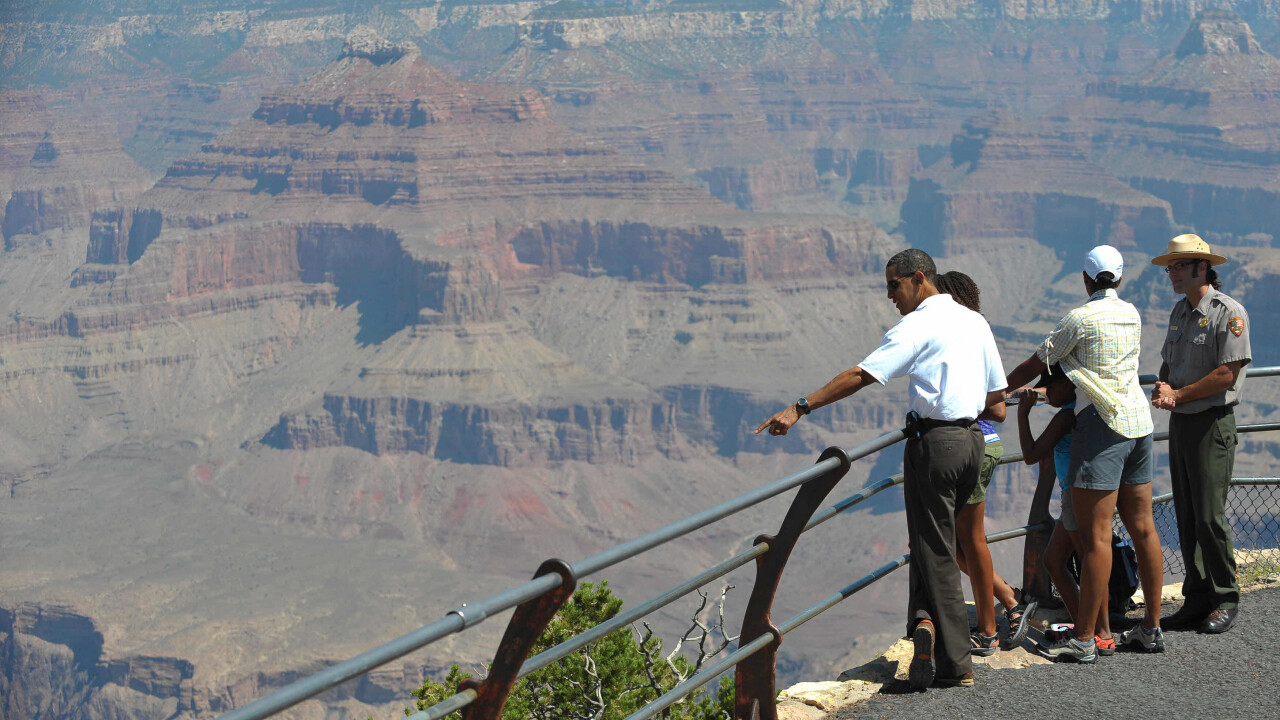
[{"left": 836, "top": 582, "right": 1280, "bottom": 720}]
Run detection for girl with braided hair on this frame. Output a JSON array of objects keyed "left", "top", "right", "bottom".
[{"left": 935, "top": 271, "right": 1035, "bottom": 653}]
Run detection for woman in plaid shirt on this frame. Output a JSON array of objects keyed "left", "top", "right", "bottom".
[{"left": 1004, "top": 246, "right": 1164, "bottom": 662}]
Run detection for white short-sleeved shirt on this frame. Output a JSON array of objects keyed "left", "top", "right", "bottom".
[{"left": 858, "top": 293, "right": 1006, "bottom": 421}]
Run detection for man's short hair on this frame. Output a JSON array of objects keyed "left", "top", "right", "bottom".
[{"left": 886, "top": 249, "right": 936, "bottom": 282}]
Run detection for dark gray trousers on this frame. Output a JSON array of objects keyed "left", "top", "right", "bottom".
[
  {"left": 903, "top": 423, "right": 981, "bottom": 680},
  {"left": 1170, "top": 409, "right": 1239, "bottom": 611}
]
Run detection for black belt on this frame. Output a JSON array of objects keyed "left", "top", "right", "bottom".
[
  {"left": 905, "top": 411, "right": 975, "bottom": 438},
  {"left": 1192, "top": 405, "right": 1234, "bottom": 418}
]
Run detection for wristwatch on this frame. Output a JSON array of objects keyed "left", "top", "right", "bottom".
[{"left": 795, "top": 397, "right": 811, "bottom": 416}]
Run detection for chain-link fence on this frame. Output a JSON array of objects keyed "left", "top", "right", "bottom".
[{"left": 1112, "top": 479, "right": 1280, "bottom": 582}]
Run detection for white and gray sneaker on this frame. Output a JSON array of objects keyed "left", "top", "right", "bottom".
[
  {"left": 1035, "top": 632, "right": 1098, "bottom": 663},
  {"left": 1119, "top": 624, "right": 1166, "bottom": 653}
]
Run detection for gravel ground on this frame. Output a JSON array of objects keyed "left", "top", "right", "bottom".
[{"left": 837, "top": 581, "right": 1280, "bottom": 720}]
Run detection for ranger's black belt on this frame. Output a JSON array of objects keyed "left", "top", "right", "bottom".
[{"left": 1191, "top": 404, "right": 1234, "bottom": 418}]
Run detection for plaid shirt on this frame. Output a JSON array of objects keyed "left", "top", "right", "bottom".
[{"left": 1037, "top": 289, "right": 1153, "bottom": 439}]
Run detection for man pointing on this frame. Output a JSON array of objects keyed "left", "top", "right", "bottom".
[{"left": 756, "top": 248, "right": 1006, "bottom": 689}]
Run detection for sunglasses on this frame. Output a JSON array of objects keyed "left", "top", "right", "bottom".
[
  {"left": 1164, "top": 260, "right": 1199, "bottom": 275},
  {"left": 886, "top": 274, "right": 913, "bottom": 292}
]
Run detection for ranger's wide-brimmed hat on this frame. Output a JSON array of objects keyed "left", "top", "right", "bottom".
[{"left": 1150, "top": 234, "right": 1227, "bottom": 267}]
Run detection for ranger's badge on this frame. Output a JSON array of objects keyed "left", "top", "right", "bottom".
[
  {"left": 1229, "top": 316, "right": 1246, "bottom": 337},
  {"left": 1199, "top": 317, "right": 1209, "bottom": 328}
]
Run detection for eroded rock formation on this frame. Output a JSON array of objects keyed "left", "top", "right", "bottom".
[{"left": 0, "top": 94, "right": 152, "bottom": 248}]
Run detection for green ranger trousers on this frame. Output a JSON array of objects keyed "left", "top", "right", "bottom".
[{"left": 1168, "top": 409, "right": 1239, "bottom": 611}]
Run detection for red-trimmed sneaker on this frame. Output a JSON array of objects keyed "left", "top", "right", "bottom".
[{"left": 1035, "top": 631, "right": 1097, "bottom": 663}]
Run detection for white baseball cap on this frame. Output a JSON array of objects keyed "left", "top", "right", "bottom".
[{"left": 1084, "top": 245, "right": 1123, "bottom": 280}]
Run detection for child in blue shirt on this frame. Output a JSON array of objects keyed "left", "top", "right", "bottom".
[{"left": 1014, "top": 364, "right": 1113, "bottom": 652}]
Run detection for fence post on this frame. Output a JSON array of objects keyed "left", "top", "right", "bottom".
[
  {"left": 735, "top": 447, "right": 851, "bottom": 720},
  {"left": 1020, "top": 456, "right": 1056, "bottom": 605},
  {"left": 459, "top": 559, "right": 576, "bottom": 720}
]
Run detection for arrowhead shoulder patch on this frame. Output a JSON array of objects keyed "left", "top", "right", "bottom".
[{"left": 1229, "top": 316, "right": 1245, "bottom": 337}]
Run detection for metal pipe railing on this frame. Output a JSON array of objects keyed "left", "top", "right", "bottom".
[
  {"left": 219, "top": 430, "right": 906, "bottom": 720},
  {"left": 407, "top": 543, "right": 771, "bottom": 720},
  {"left": 421, "top": 437, "right": 1022, "bottom": 718},
  {"left": 1139, "top": 364, "right": 1279, "bottom": 385},
  {"left": 571, "top": 429, "right": 905, "bottom": 579},
  {"left": 624, "top": 517, "right": 1057, "bottom": 720}
]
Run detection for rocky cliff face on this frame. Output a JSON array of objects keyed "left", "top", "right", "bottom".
[
  {"left": 267, "top": 390, "right": 685, "bottom": 465},
  {"left": 1073, "top": 11, "right": 1280, "bottom": 242},
  {"left": 0, "top": 94, "right": 153, "bottom": 249},
  {"left": 900, "top": 112, "right": 1175, "bottom": 259},
  {"left": 0, "top": 604, "right": 196, "bottom": 720},
  {"left": 513, "top": 0, "right": 1271, "bottom": 49},
  {"left": 505, "top": 217, "right": 885, "bottom": 283},
  {"left": 0, "top": 599, "right": 444, "bottom": 720}
]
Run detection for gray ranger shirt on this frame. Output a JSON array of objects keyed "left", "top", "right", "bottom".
[{"left": 1161, "top": 286, "right": 1252, "bottom": 415}]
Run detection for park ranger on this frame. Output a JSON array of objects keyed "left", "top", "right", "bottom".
[{"left": 1150, "top": 234, "right": 1252, "bottom": 634}]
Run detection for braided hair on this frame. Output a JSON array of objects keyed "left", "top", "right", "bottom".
[{"left": 935, "top": 270, "right": 982, "bottom": 313}]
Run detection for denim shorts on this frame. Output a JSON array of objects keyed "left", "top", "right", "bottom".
[
  {"left": 1059, "top": 486, "right": 1078, "bottom": 532},
  {"left": 1067, "top": 407, "right": 1153, "bottom": 492}
]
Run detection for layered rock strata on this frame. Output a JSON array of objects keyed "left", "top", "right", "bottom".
[
  {"left": 0, "top": 93, "right": 152, "bottom": 247},
  {"left": 1072, "top": 11, "right": 1280, "bottom": 242},
  {"left": 0, "top": 32, "right": 899, "bottom": 487},
  {"left": 900, "top": 111, "right": 1175, "bottom": 260}
]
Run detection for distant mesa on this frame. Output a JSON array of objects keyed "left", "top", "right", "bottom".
[
  {"left": 337, "top": 25, "right": 413, "bottom": 66},
  {"left": 1175, "top": 9, "right": 1264, "bottom": 58}
]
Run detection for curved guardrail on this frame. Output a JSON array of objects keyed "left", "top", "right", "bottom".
[{"left": 217, "top": 366, "right": 1280, "bottom": 720}]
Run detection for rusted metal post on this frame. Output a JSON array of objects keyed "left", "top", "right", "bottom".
[
  {"left": 1021, "top": 456, "right": 1057, "bottom": 604},
  {"left": 459, "top": 559, "right": 576, "bottom": 720},
  {"left": 735, "top": 446, "right": 851, "bottom": 720}
]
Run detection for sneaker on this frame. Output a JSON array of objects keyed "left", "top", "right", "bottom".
[
  {"left": 1119, "top": 624, "right": 1165, "bottom": 653},
  {"left": 1035, "top": 632, "right": 1097, "bottom": 663},
  {"left": 909, "top": 620, "right": 936, "bottom": 689},
  {"left": 1094, "top": 635, "right": 1116, "bottom": 656},
  {"left": 970, "top": 629, "right": 999, "bottom": 657}
]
